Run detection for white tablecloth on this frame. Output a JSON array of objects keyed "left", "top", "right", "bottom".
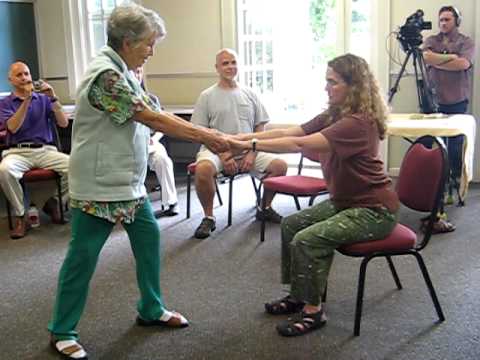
[{"left": 387, "top": 113, "right": 476, "bottom": 200}]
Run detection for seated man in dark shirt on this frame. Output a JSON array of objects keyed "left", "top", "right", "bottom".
[{"left": 0, "top": 61, "right": 70, "bottom": 239}]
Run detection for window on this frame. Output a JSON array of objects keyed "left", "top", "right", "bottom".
[
  {"left": 63, "top": 0, "right": 134, "bottom": 98},
  {"left": 85, "top": 0, "right": 133, "bottom": 59},
  {"left": 237, "top": 0, "right": 372, "bottom": 123}
]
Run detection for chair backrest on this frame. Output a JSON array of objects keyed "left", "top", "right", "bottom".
[
  {"left": 396, "top": 136, "right": 448, "bottom": 248},
  {"left": 298, "top": 148, "right": 321, "bottom": 175},
  {"left": 49, "top": 119, "right": 63, "bottom": 153}
]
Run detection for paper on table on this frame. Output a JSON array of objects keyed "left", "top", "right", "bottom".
[{"left": 389, "top": 113, "right": 449, "bottom": 120}]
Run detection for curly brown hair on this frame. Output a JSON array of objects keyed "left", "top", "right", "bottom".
[{"left": 322, "top": 53, "right": 389, "bottom": 139}]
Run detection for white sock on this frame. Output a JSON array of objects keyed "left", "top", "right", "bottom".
[
  {"left": 55, "top": 340, "right": 87, "bottom": 359},
  {"left": 159, "top": 309, "right": 189, "bottom": 325}
]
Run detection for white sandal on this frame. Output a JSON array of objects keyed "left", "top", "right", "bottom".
[{"left": 51, "top": 339, "right": 88, "bottom": 359}]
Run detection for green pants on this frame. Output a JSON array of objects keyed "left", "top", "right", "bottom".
[
  {"left": 281, "top": 199, "right": 397, "bottom": 306},
  {"left": 48, "top": 200, "right": 165, "bottom": 340}
]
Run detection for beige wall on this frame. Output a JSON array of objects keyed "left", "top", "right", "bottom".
[{"left": 142, "top": 0, "right": 236, "bottom": 104}]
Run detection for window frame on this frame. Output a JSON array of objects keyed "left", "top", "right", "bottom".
[
  {"left": 235, "top": 0, "right": 390, "bottom": 122},
  {"left": 63, "top": 0, "right": 136, "bottom": 98}
]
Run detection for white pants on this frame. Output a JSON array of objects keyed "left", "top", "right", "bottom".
[
  {"left": 0, "top": 146, "right": 69, "bottom": 216},
  {"left": 148, "top": 142, "right": 178, "bottom": 207}
]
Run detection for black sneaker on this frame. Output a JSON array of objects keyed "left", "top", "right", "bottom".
[
  {"left": 256, "top": 207, "right": 282, "bottom": 224},
  {"left": 194, "top": 217, "right": 216, "bottom": 239},
  {"left": 154, "top": 204, "right": 179, "bottom": 218}
]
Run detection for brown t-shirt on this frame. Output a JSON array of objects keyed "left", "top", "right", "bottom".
[{"left": 301, "top": 113, "right": 399, "bottom": 212}]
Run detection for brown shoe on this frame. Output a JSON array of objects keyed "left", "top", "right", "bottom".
[
  {"left": 10, "top": 217, "right": 27, "bottom": 239},
  {"left": 42, "top": 198, "right": 64, "bottom": 224}
]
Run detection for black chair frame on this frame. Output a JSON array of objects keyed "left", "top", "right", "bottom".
[
  {"left": 333, "top": 135, "right": 448, "bottom": 336},
  {"left": 186, "top": 168, "right": 261, "bottom": 227}
]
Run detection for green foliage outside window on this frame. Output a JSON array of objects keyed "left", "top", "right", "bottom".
[{"left": 309, "top": 0, "right": 336, "bottom": 64}]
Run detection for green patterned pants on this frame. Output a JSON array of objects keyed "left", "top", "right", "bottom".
[{"left": 281, "top": 199, "right": 397, "bottom": 306}]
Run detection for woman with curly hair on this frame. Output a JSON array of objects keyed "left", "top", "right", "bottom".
[{"left": 229, "top": 53, "right": 399, "bottom": 337}]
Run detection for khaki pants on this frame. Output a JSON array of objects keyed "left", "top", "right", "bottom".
[{"left": 0, "top": 146, "right": 69, "bottom": 216}]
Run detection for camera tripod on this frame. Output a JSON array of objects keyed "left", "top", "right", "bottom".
[{"left": 388, "top": 45, "right": 438, "bottom": 113}]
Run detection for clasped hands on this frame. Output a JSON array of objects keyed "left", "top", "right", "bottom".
[{"left": 202, "top": 131, "right": 257, "bottom": 175}]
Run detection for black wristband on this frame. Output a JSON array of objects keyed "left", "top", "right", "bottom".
[
  {"left": 50, "top": 96, "right": 59, "bottom": 103},
  {"left": 251, "top": 138, "right": 258, "bottom": 152}
]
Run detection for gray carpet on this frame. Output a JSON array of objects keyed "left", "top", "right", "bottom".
[{"left": 1, "top": 176, "right": 479, "bottom": 360}]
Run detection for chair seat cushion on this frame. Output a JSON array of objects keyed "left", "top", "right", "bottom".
[
  {"left": 23, "top": 168, "right": 58, "bottom": 181},
  {"left": 263, "top": 175, "right": 327, "bottom": 195},
  {"left": 187, "top": 162, "right": 196, "bottom": 173},
  {"left": 338, "top": 223, "right": 417, "bottom": 255}
]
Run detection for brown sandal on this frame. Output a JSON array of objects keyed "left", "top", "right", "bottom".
[
  {"left": 265, "top": 295, "right": 305, "bottom": 315},
  {"left": 421, "top": 218, "right": 456, "bottom": 234},
  {"left": 276, "top": 310, "right": 327, "bottom": 337}
]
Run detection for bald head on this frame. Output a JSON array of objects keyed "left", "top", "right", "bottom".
[
  {"left": 215, "top": 48, "right": 238, "bottom": 66},
  {"left": 9, "top": 62, "right": 30, "bottom": 79},
  {"left": 215, "top": 48, "right": 238, "bottom": 86},
  {"left": 8, "top": 62, "right": 33, "bottom": 93}
]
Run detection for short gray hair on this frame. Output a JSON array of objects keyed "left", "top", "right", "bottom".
[{"left": 107, "top": 3, "right": 166, "bottom": 51}]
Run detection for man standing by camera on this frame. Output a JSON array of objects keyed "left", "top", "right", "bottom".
[{"left": 423, "top": 6, "right": 474, "bottom": 179}]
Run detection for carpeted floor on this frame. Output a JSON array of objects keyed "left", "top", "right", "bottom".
[{"left": 1, "top": 175, "right": 479, "bottom": 360}]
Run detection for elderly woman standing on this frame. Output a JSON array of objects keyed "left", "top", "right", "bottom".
[
  {"left": 48, "top": 4, "right": 227, "bottom": 359},
  {"left": 229, "top": 54, "right": 399, "bottom": 337}
]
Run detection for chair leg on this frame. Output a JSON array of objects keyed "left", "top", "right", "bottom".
[
  {"left": 215, "top": 179, "right": 223, "bottom": 206},
  {"left": 321, "top": 281, "right": 328, "bottom": 303},
  {"left": 250, "top": 176, "right": 261, "bottom": 206},
  {"left": 186, "top": 172, "right": 191, "bottom": 219},
  {"left": 227, "top": 176, "right": 233, "bottom": 227},
  {"left": 353, "top": 256, "right": 372, "bottom": 336},
  {"left": 5, "top": 195, "right": 13, "bottom": 230},
  {"left": 294, "top": 195, "right": 301, "bottom": 210},
  {"left": 56, "top": 175, "right": 65, "bottom": 224},
  {"left": 260, "top": 194, "right": 267, "bottom": 242},
  {"left": 386, "top": 256, "right": 403, "bottom": 290},
  {"left": 412, "top": 252, "right": 445, "bottom": 322}
]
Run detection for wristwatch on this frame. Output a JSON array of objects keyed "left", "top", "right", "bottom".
[{"left": 251, "top": 138, "right": 258, "bottom": 152}]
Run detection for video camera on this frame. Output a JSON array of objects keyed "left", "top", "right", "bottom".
[{"left": 397, "top": 9, "right": 432, "bottom": 51}]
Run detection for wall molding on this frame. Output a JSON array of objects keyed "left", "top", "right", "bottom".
[
  {"left": 44, "top": 76, "right": 68, "bottom": 81},
  {"left": 147, "top": 72, "right": 217, "bottom": 79}
]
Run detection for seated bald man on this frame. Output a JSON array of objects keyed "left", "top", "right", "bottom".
[
  {"left": 0, "top": 62, "right": 69, "bottom": 239},
  {"left": 191, "top": 48, "right": 288, "bottom": 239}
]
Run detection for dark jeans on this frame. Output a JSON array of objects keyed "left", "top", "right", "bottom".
[
  {"left": 421, "top": 100, "right": 468, "bottom": 179},
  {"left": 439, "top": 100, "right": 469, "bottom": 179}
]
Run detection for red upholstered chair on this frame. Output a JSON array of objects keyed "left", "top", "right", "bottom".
[
  {"left": 259, "top": 149, "right": 328, "bottom": 242},
  {"left": 334, "top": 135, "right": 447, "bottom": 336},
  {"left": 186, "top": 162, "right": 260, "bottom": 226},
  {"left": 2, "top": 124, "right": 65, "bottom": 230},
  {"left": 5, "top": 168, "right": 65, "bottom": 229}
]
